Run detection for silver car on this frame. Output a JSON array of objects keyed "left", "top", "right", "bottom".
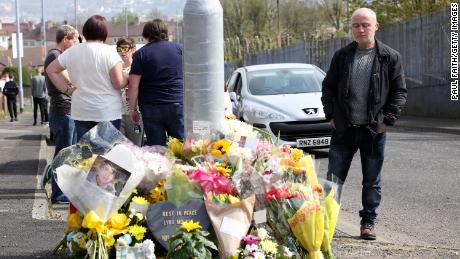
[{"left": 226, "top": 63, "right": 333, "bottom": 148}]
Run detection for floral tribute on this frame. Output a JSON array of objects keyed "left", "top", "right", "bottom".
[{"left": 49, "top": 119, "right": 341, "bottom": 259}]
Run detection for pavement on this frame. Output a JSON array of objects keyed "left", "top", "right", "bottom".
[
  {"left": 394, "top": 115, "right": 460, "bottom": 135},
  {"left": 1, "top": 111, "right": 459, "bottom": 258}
]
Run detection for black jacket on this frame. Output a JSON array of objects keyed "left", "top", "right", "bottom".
[
  {"left": 3, "top": 81, "right": 19, "bottom": 99},
  {"left": 321, "top": 39, "right": 407, "bottom": 137}
]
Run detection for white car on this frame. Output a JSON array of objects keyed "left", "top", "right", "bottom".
[{"left": 226, "top": 63, "right": 333, "bottom": 148}]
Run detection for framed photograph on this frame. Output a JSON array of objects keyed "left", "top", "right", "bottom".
[{"left": 86, "top": 155, "right": 131, "bottom": 196}]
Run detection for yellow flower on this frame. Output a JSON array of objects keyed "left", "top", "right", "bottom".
[
  {"left": 215, "top": 165, "right": 232, "bottom": 177},
  {"left": 65, "top": 213, "right": 82, "bottom": 233},
  {"left": 74, "top": 155, "right": 97, "bottom": 171},
  {"left": 150, "top": 187, "right": 167, "bottom": 202},
  {"left": 228, "top": 195, "right": 240, "bottom": 204},
  {"left": 157, "top": 179, "right": 166, "bottom": 187},
  {"left": 103, "top": 232, "right": 115, "bottom": 247},
  {"left": 107, "top": 213, "right": 129, "bottom": 235},
  {"left": 217, "top": 194, "right": 227, "bottom": 205},
  {"left": 132, "top": 196, "right": 149, "bottom": 205},
  {"left": 210, "top": 139, "right": 232, "bottom": 157},
  {"left": 82, "top": 211, "right": 104, "bottom": 233},
  {"left": 290, "top": 148, "right": 304, "bottom": 161},
  {"left": 260, "top": 239, "right": 278, "bottom": 254},
  {"left": 181, "top": 220, "right": 202, "bottom": 232},
  {"left": 78, "top": 236, "right": 87, "bottom": 249},
  {"left": 128, "top": 225, "right": 147, "bottom": 241},
  {"left": 167, "top": 137, "right": 184, "bottom": 157}
]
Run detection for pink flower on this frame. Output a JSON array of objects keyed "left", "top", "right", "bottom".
[
  {"left": 188, "top": 169, "right": 232, "bottom": 194},
  {"left": 242, "top": 235, "right": 260, "bottom": 245}
]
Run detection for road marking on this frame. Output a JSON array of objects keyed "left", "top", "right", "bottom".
[
  {"left": 0, "top": 129, "right": 34, "bottom": 134},
  {"left": 32, "top": 135, "right": 50, "bottom": 220}
]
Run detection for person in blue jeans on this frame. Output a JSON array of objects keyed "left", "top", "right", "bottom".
[
  {"left": 46, "top": 15, "right": 127, "bottom": 142},
  {"left": 44, "top": 25, "right": 80, "bottom": 204},
  {"left": 127, "top": 18, "right": 184, "bottom": 146},
  {"left": 321, "top": 8, "right": 407, "bottom": 240}
]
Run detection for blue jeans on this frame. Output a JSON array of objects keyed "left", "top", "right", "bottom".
[
  {"left": 139, "top": 103, "right": 184, "bottom": 146},
  {"left": 75, "top": 119, "right": 121, "bottom": 141},
  {"left": 49, "top": 114, "right": 77, "bottom": 200},
  {"left": 327, "top": 126, "right": 386, "bottom": 225}
]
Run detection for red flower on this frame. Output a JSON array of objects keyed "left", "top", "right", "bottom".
[
  {"left": 69, "top": 203, "right": 77, "bottom": 214},
  {"left": 265, "top": 187, "right": 292, "bottom": 201}
]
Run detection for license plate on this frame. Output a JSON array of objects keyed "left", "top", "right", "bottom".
[{"left": 296, "top": 137, "right": 331, "bottom": 147}]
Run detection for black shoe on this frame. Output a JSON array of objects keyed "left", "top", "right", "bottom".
[
  {"left": 51, "top": 195, "right": 70, "bottom": 204},
  {"left": 10, "top": 118, "right": 13, "bottom": 122},
  {"left": 33, "top": 122, "right": 37, "bottom": 126},
  {"left": 360, "top": 223, "right": 377, "bottom": 240}
]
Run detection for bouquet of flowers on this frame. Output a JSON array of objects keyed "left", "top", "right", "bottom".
[
  {"left": 319, "top": 179, "right": 342, "bottom": 259},
  {"left": 205, "top": 194, "right": 256, "bottom": 258},
  {"left": 56, "top": 194, "right": 155, "bottom": 259},
  {"left": 167, "top": 220, "right": 217, "bottom": 259},
  {"left": 230, "top": 227, "right": 294, "bottom": 259}
]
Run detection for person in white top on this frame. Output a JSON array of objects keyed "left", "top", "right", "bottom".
[{"left": 46, "top": 15, "right": 128, "bottom": 140}]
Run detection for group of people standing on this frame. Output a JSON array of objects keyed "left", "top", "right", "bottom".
[
  {"left": 40, "top": 7, "right": 407, "bottom": 242},
  {"left": 44, "top": 16, "right": 184, "bottom": 203}
]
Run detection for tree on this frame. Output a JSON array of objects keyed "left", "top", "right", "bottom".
[
  {"left": 111, "top": 10, "right": 139, "bottom": 25},
  {"left": 146, "top": 8, "right": 167, "bottom": 20}
]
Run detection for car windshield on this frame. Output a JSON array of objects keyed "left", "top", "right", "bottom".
[{"left": 247, "top": 67, "right": 324, "bottom": 95}]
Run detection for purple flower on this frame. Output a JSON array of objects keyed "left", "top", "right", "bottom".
[{"left": 242, "top": 235, "right": 260, "bottom": 245}]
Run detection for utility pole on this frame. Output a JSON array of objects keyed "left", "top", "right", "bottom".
[
  {"left": 176, "top": 10, "right": 179, "bottom": 43},
  {"left": 74, "top": 0, "right": 78, "bottom": 31},
  {"left": 42, "top": 0, "right": 47, "bottom": 54},
  {"left": 15, "top": 0, "right": 24, "bottom": 112},
  {"left": 125, "top": 7, "right": 129, "bottom": 36}
]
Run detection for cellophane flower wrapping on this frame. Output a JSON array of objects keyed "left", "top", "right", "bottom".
[
  {"left": 165, "top": 167, "right": 203, "bottom": 207},
  {"left": 319, "top": 179, "right": 341, "bottom": 259},
  {"left": 205, "top": 194, "right": 256, "bottom": 258},
  {"left": 52, "top": 122, "right": 145, "bottom": 221},
  {"left": 287, "top": 199, "right": 325, "bottom": 259}
]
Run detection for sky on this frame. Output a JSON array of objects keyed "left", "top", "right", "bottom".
[{"left": 0, "top": 0, "right": 186, "bottom": 23}]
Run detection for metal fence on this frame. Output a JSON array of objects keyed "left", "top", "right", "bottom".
[{"left": 225, "top": 7, "right": 459, "bottom": 118}]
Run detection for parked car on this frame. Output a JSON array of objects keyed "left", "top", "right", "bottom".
[{"left": 226, "top": 63, "right": 333, "bottom": 148}]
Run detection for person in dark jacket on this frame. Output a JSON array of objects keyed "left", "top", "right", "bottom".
[
  {"left": 321, "top": 8, "right": 407, "bottom": 240},
  {"left": 2, "top": 73, "right": 19, "bottom": 122},
  {"left": 127, "top": 19, "right": 184, "bottom": 146}
]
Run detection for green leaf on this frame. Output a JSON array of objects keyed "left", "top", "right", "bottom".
[
  {"left": 169, "top": 238, "right": 185, "bottom": 250},
  {"left": 196, "top": 235, "right": 217, "bottom": 250}
]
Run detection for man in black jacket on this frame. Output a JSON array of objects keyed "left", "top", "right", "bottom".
[
  {"left": 321, "top": 8, "right": 407, "bottom": 240},
  {"left": 2, "top": 73, "right": 19, "bottom": 122}
]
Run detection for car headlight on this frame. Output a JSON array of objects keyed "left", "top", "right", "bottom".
[{"left": 249, "top": 106, "right": 285, "bottom": 120}]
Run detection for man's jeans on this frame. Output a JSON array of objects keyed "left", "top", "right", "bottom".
[
  {"left": 75, "top": 119, "right": 121, "bottom": 141},
  {"left": 139, "top": 103, "right": 184, "bottom": 146},
  {"left": 33, "top": 97, "right": 49, "bottom": 124},
  {"left": 49, "top": 114, "right": 77, "bottom": 201},
  {"left": 327, "top": 126, "right": 386, "bottom": 225}
]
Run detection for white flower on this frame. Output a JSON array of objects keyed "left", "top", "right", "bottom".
[
  {"left": 283, "top": 247, "right": 294, "bottom": 257},
  {"left": 142, "top": 239, "right": 156, "bottom": 259},
  {"left": 252, "top": 251, "right": 266, "bottom": 259},
  {"left": 256, "top": 228, "right": 269, "bottom": 240},
  {"left": 245, "top": 244, "right": 259, "bottom": 252}
]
